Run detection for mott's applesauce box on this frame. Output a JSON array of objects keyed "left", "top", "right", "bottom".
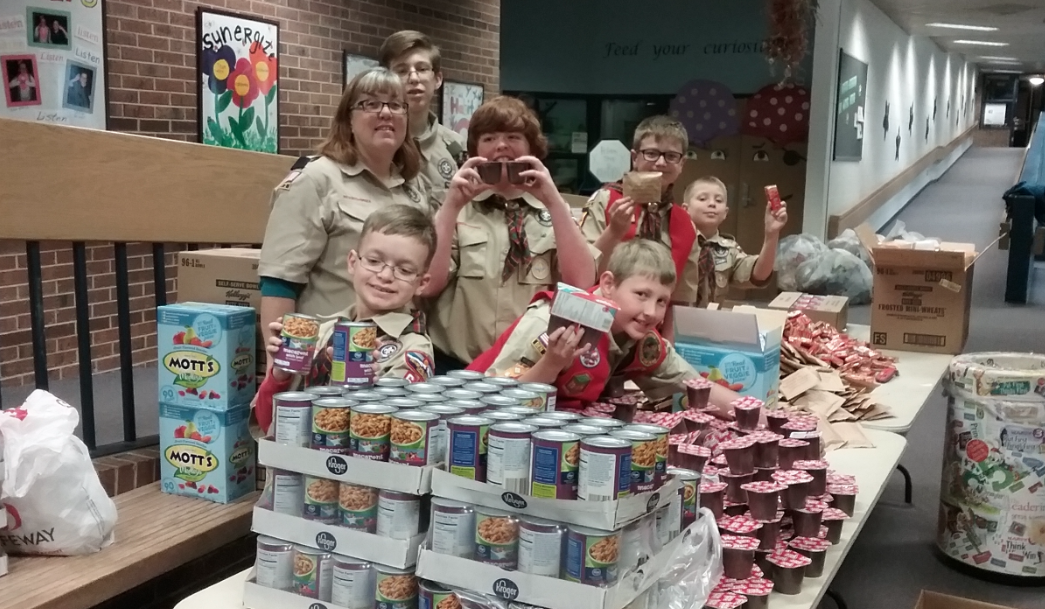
[
  {"left": 159, "top": 403, "right": 255, "bottom": 503},
  {"left": 157, "top": 303, "right": 256, "bottom": 410}
]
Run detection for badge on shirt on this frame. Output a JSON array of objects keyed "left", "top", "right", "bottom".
[
  {"left": 638, "top": 332, "right": 662, "bottom": 368},
  {"left": 376, "top": 339, "right": 402, "bottom": 362},
  {"left": 712, "top": 247, "right": 730, "bottom": 266},
  {"left": 531, "top": 333, "right": 549, "bottom": 356},
  {"left": 580, "top": 349, "right": 601, "bottom": 369},
  {"left": 565, "top": 373, "right": 591, "bottom": 396},
  {"left": 529, "top": 257, "right": 551, "bottom": 281},
  {"left": 538, "top": 209, "right": 553, "bottom": 225},
  {"left": 276, "top": 170, "right": 302, "bottom": 191},
  {"left": 506, "top": 362, "right": 531, "bottom": 379},
  {"left": 404, "top": 184, "right": 422, "bottom": 203},
  {"left": 438, "top": 158, "right": 455, "bottom": 179},
  {"left": 403, "top": 350, "right": 434, "bottom": 382}
]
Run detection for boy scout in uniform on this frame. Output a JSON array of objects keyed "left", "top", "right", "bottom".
[
  {"left": 580, "top": 116, "right": 701, "bottom": 308},
  {"left": 467, "top": 240, "right": 740, "bottom": 415},
  {"left": 379, "top": 30, "right": 465, "bottom": 210},
  {"left": 682, "top": 176, "right": 787, "bottom": 307},
  {"left": 254, "top": 205, "right": 437, "bottom": 435}
]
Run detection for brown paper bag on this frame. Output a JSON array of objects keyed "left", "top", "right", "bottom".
[
  {"left": 834, "top": 422, "right": 875, "bottom": 448},
  {"left": 814, "top": 415, "right": 848, "bottom": 452},
  {"left": 780, "top": 367, "right": 821, "bottom": 401},
  {"left": 623, "top": 171, "right": 663, "bottom": 203}
]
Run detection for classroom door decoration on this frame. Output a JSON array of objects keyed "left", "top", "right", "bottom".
[
  {"left": 441, "top": 81, "right": 484, "bottom": 138},
  {"left": 0, "top": 1, "right": 107, "bottom": 130},
  {"left": 833, "top": 50, "right": 869, "bottom": 162},
  {"left": 196, "top": 8, "right": 279, "bottom": 153}
]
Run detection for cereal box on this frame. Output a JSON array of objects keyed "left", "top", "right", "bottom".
[
  {"left": 160, "top": 402, "right": 255, "bottom": 504},
  {"left": 157, "top": 303, "right": 256, "bottom": 410}
]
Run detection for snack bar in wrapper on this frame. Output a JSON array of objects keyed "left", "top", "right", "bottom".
[
  {"left": 764, "top": 184, "right": 783, "bottom": 212},
  {"left": 547, "top": 283, "right": 619, "bottom": 349},
  {"left": 622, "top": 171, "right": 663, "bottom": 203}
]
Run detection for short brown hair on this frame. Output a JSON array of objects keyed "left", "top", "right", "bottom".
[
  {"left": 607, "top": 239, "right": 676, "bottom": 288},
  {"left": 318, "top": 68, "right": 421, "bottom": 181},
  {"left": 378, "top": 30, "right": 442, "bottom": 73},
  {"left": 683, "top": 176, "right": 729, "bottom": 203},
  {"left": 632, "top": 115, "right": 688, "bottom": 153},
  {"left": 359, "top": 204, "right": 438, "bottom": 269},
  {"left": 467, "top": 96, "right": 548, "bottom": 159}
]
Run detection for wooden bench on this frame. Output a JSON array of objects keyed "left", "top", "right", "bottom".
[{"left": 2, "top": 483, "right": 258, "bottom": 609}]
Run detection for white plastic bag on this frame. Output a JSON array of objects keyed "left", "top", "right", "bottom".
[
  {"left": 774, "top": 234, "right": 829, "bottom": 291},
  {"left": 795, "top": 248, "right": 873, "bottom": 304},
  {"left": 653, "top": 509, "right": 722, "bottom": 609},
  {"left": 0, "top": 390, "right": 118, "bottom": 555}
]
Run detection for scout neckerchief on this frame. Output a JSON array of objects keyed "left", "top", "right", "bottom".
[
  {"left": 303, "top": 309, "right": 427, "bottom": 387},
  {"left": 484, "top": 194, "right": 532, "bottom": 283},
  {"left": 638, "top": 193, "right": 670, "bottom": 241},
  {"left": 601, "top": 184, "right": 696, "bottom": 286},
  {"left": 695, "top": 234, "right": 716, "bottom": 307}
]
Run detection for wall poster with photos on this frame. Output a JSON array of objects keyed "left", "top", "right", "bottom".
[
  {"left": 343, "top": 52, "right": 378, "bottom": 89},
  {"left": 442, "top": 80, "right": 484, "bottom": 138},
  {"left": 196, "top": 8, "right": 279, "bottom": 153},
  {"left": 0, "top": 1, "right": 107, "bottom": 129}
]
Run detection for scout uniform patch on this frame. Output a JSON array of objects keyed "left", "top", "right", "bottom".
[
  {"left": 538, "top": 209, "right": 553, "bottom": 225},
  {"left": 376, "top": 339, "right": 402, "bottom": 362},
  {"left": 277, "top": 171, "right": 302, "bottom": 190},
  {"left": 438, "top": 158, "right": 456, "bottom": 179},
  {"left": 404, "top": 350, "right": 434, "bottom": 383},
  {"left": 529, "top": 257, "right": 551, "bottom": 281},
  {"left": 580, "top": 349, "right": 601, "bottom": 369},
  {"left": 404, "top": 184, "right": 422, "bottom": 203},
  {"left": 531, "top": 333, "right": 549, "bottom": 356},
  {"left": 638, "top": 333, "right": 662, "bottom": 368},
  {"left": 565, "top": 373, "right": 591, "bottom": 395},
  {"left": 506, "top": 362, "right": 531, "bottom": 378}
]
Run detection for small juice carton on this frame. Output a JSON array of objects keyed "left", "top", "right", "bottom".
[
  {"left": 160, "top": 402, "right": 255, "bottom": 504},
  {"left": 157, "top": 302, "right": 256, "bottom": 410}
]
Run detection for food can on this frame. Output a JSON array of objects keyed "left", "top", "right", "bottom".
[
  {"left": 428, "top": 376, "right": 467, "bottom": 389},
  {"left": 447, "top": 369, "right": 486, "bottom": 381},
  {"left": 517, "top": 516, "right": 566, "bottom": 577},
  {"left": 523, "top": 416, "right": 565, "bottom": 430},
  {"left": 488, "top": 422, "right": 537, "bottom": 494},
  {"left": 485, "top": 410, "right": 524, "bottom": 423},
  {"left": 622, "top": 424, "right": 669, "bottom": 487},
  {"left": 376, "top": 377, "right": 410, "bottom": 389},
  {"left": 303, "top": 475, "right": 339, "bottom": 523},
  {"left": 609, "top": 430, "right": 658, "bottom": 493},
  {"left": 274, "top": 313, "right": 320, "bottom": 375},
  {"left": 668, "top": 467, "right": 701, "bottom": 530},
  {"left": 485, "top": 377, "right": 519, "bottom": 391},
  {"left": 579, "top": 436, "right": 632, "bottom": 500},
  {"left": 375, "top": 565, "right": 418, "bottom": 609},
  {"left": 405, "top": 383, "right": 445, "bottom": 397},
  {"left": 376, "top": 386, "right": 409, "bottom": 398},
  {"left": 331, "top": 556, "right": 375, "bottom": 609},
  {"left": 311, "top": 397, "right": 355, "bottom": 454},
  {"left": 474, "top": 506, "right": 519, "bottom": 568},
  {"left": 530, "top": 430, "right": 581, "bottom": 499},
  {"left": 331, "top": 321, "right": 378, "bottom": 387},
  {"left": 338, "top": 482, "right": 378, "bottom": 532},
  {"left": 419, "top": 580, "right": 459, "bottom": 609},
  {"left": 350, "top": 404, "right": 398, "bottom": 461},
  {"left": 579, "top": 418, "right": 625, "bottom": 431},
  {"left": 293, "top": 544, "right": 334, "bottom": 600},
  {"left": 444, "top": 389, "right": 483, "bottom": 402},
  {"left": 655, "top": 499, "right": 680, "bottom": 545},
  {"left": 420, "top": 404, "right": 465, "bottom": 465},
  {"left": 560, "top": 423, "right": 606, "bottom": 437},
  {"left": 271, "top": 470, "right": 305, "bottom": 516},
  {"left": 390, "top": 410, "right": 440, "bottom": 466},
  {"left": 411, "top": 394, "right": 446, "bottom": 406},
  {"left": 565, "top": 525, "right": 620, "bottom": 586},
  {"left": 307, "top": 386, "right": 347, "bottom": 399},
  {"left": 500, "top": 406, "right": 539, "bottom": 416},
  {"left": 446, "top": 399, "right": 486, "bottom": 415},
  {"left": 377, "top": 490, "right": 421, "bottom": 540},
  {"left": 481, "top": 394, "right": 519, "bottom": 410},
  {"left": 430, "top": 497, "right": 475, "bottom": 558},
  {"left": 497, "top": 389, "right": 541, "bottom": 412},
  {"left": 274, "top": 392, "right": 314, "bottom": 447},
  {"left": 447, "top": 415, "right": 493, "bottom": 481},
  {"left": 619, "top": 519, "right": 646, "bottom": 574},
  {"left": 540, "top": 411, "right": 581, "bottom": 423},
  {"left": 256, "top": 536, "right": 294, "bottom": 590},
  {"left": 462, "top": 382, "right": 500, "bottom": 396},
  {"left": 386, "top": 397, "right": 425, "bottom": 411},
  {"left": 518, "top": 383, "right": 557, "bottom": 412},
  {"left": 348, "top": 390, "right": 382, "bottom": 403}
]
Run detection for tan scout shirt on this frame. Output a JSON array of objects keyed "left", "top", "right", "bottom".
[
  {"left": 258, "top": 156, "right": 428, "bottom": 318},
  {"left": 429, "top": 191, "right": 599, "bottom": 364},
  {"left": 580, "top": 188, "right": 701, "bottom": 304},
  {"left": 481, "top": 298, "right": 699, "bottom": 400},
  {"left": 416, "top": 114, "right": 465, "bottom": 210},
  {"left": 316, "top": 304, "right": 434, "bottom": 381},
  {"left": 695, "top": 232, "right": 769, "bottom": 308}
]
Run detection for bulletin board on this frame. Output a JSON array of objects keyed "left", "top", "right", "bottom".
[
  {"left": 833, "top": 49, "right": 869, "bottom": 162},
  {"left": 0, "top": 1, "right": 107, "bottom": 130}
]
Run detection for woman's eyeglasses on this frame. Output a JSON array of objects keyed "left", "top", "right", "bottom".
[{"left": 354, "top": 100, "right": 409, "bottom": 115}]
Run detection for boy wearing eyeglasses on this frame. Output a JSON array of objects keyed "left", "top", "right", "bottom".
[
  {"left": 379, "top": 30, "right": 466, "bottom": 211},
  {"left": 253, "top": 205, "right": 437, "bottom": 434},
  {"left": 580, "top": 116, "right": 701, "bottom": 310}
]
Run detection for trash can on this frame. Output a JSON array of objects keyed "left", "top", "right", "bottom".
[{"left": 938, "top": 353, "right": 1045, "bottom": 579}]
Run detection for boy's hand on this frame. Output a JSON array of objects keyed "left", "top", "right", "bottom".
[
  {"left": 765, "top": 200, "right": 788, "bottom": 236},
  {"left": 606, "top": 195, "right": 637, "bottom": 237},
  {"left": 265, "top": 321, "right": 291, "bottom": 383},
  {"left": 541, "top": 325, "right": 591, "bottom": 372},
  {"left": 445, "top": 157, "right": 488, "bottom": 209},
  {"left": 515, "top": 156, "right": 561, "bottom": 204}
]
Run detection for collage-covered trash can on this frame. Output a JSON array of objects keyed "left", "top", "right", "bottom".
[{"left": 939, "top": 353, "right": 1045, "bottom": 578}]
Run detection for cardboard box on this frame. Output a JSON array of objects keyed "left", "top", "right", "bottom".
[
  {"left": 415, "top": 523, "right": 691, "bottom": 609},
  {"left": 252, "top": 507, "right": 425, "bottom": 568},
  {"left": 869, "top": 241, "right": 976, "bottom": 355},
  {"left": 157, "top": 303, "right": 257, "bottom": 409},
  {"left": 176, "top": 248, "right": 261, "bottom": 310},
  {"left": 257, "top": 439, "right": 436, "bottom": 495},
  {"left": 548, "top": 284, "right": 618, "bottom": 348},
  {"left": 672, "top": 306, "right": 787, "bottom": 408},
  {"left": 160, "top": 402, "right": 256, "bottom": 504},
  {"left": 914, "top": 591, "right": 1017, "bottom": 609},
  {"left": 243, "top": 580, "right": 355, "bottom": 609},
  {"left": 430, "top": 469, "right": 679, "bottom": 531},
  {"left": 768, "top": 292, "right": 849, "bottom": 330}
]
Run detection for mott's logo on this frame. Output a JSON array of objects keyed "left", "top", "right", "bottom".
[
  {"left": 165, "top": 444, "right": 218, "bottom": 480},
  {"left": 230, "top": 445, "right": 252, "bottom": 465},
  {"left": 165, "top": 350, "right": 220, "bottom": 387},
  {"left": 232, "top": 353, "right": 253, "bottom": 370}
]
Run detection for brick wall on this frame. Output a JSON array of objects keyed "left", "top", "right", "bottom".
[{"left": 0, "top": 0, "right": 500, "bottom": 391}]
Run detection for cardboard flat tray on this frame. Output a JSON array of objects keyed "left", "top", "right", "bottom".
[
  {"left": 430, "top": 469, "right": 681, "bottom": 531},
  {"left": 244, "top": 579, "right": 355, "bottom": 609},
  {"left": 257, "top": 439, "right": 437, "bottom": 495},
  {"left": 251, "top": 506, "right": 424, "bottom": 569}
]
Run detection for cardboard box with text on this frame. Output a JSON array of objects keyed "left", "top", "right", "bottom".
[{"left": 768, "top": 292, "right": 849, "bottom": 330}]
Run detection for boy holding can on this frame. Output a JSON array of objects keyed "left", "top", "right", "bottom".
[
  {"left": 253, "top": 204, "right": 437, "bottom": 434},
  {"left": 466, "top": 239, "right": 741, "bottom": 416},
  {"left": 681, "top": 176, "right": 788, "bottom": 308}
]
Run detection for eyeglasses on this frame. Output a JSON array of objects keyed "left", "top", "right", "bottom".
[
  {"left": 392, "top": 65, "right": 434, "bottom": 78},
  {"left": 359, "top": 255, "right": 419, "bottom": 281},
  {"left": 639, "top": 149, "right": 684, "bottom": 164},
  {"left": 353, "top": 100, "right": 409, "bottom": 115}
]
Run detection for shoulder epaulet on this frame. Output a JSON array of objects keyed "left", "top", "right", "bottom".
[{"left": 290, "top": 155, "right": 318, "bottom": 171}]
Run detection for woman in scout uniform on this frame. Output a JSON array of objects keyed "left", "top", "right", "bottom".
[
  {"left": 258, "top": 68, "right": 428, "bottom": 368},
  {"left": 378, "top": 30, "right": 466, "bottom": 211},
  {"left": 423, "top": 96, "right": 599, "bottom": 370}
]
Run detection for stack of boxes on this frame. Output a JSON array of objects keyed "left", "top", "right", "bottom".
[{"left": 157, "top": 302, "right": 257, "bottom": 504}]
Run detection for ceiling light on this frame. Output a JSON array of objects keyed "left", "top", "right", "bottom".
[
  {"left": 926, "top": 23, "right": 999, "bottom": 31},
  {"left": 979, "top": 56, "right": 1022, "bottom": 62},
  {"left": 954, "top": 40, "right": 1010, "bottom": 46},
  {"left": 987, "top": 69, "right": 1022, "bottom": 74},
  {"left": 1029, "top": 76, "right": 1045, "bottom": 86}
]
